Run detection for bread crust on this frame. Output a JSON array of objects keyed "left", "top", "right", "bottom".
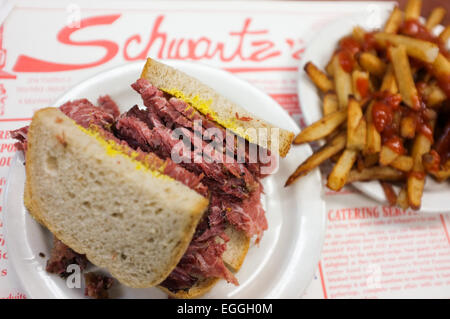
[
  {"left": 141, "top": 58, "right": 294, "bottom": 157},
  {"left": 157, "top": 226, "right": 250, "bottom": 298}
]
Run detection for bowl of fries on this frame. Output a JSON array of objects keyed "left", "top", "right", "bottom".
[{"left": 292, "top": 0, "right": 450, "bottom": 212}]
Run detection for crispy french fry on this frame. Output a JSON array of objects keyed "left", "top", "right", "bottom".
[
  {"left": 405, "top": 0, "right": 422, "bottom": 20},
  {"left": 439, "top": 25, "right": 450, "bottom": 44},
  {"left": 428, "top": 169, "right": 450, "bottom": 181},
  {"left": 327, "top": 149, "right": 358, "bottom": 191},
  {"left": 390, "top": 155, "right": 414, "bottom": 172},
  {"left": 426, "top": 7, "right": 446, "bottom": 30},
  {"left": 384, "top": 7, "right": 403, "bottom": 34},
  {"left": 400, "top": 116, "right": 416, "bottom": 139},
  {"left": 347, "top": 98, "right": 366, "bottom": 150},
  {"left": 444, "top": 160, "right": 450, "bottom": 170},
  {"left": 332, "top": 55, "right": 352, "bottom": 109},
  {"left": 347, "top": 166, "right": 405, "bottom": 183},
  {"left": 389, "top": 45, "right": 420, "bottom": 110},
  {"left": 323, "top": 93, "right": 338, "bottom": 116},
  {"left": 380, "top": 145, "right": 399, "bottom": 166},
  {"left": 304, "top": 62, "right": 334, "bottom": 92},
  {"left": 374, "top": 33, "right": 439, "bottom": 63},
  {"left": 352, "top": 26, "right": 365, "bottom": 43},
  {"left": 325, "top": 58, "right": 334, "bottom": 77},
  {"left": 381, "top": 181, "right": 397, "bottom": 206},
  {"left": 365, "top": 125, "right": 381, "bottom": 154},
  {"left": 396, "top": 187, "right": 409, "bottom": 210},
  {"left": 364, "top": 102, "right": 381, "bottom": 155},
  {"left": 422, "top": 82, "right": 446, "bottom": 108},
  {"left": 407, "top": 133, "right": 432, "bottom": 209},
  {"left": 293, "top": 109, "right": 347, "bottom": 144},
  {"left": 407, "top": 175, "right": 425, "bottom": 210},
  {"left": 380, "top": 64, "right": 398, "bottom": 94},
  {"left": 358, "top": 52, "right": 387, "bottom": 77},
  {"left": 432, "top": 53, "right": 450, "bottom": 78},
  {"left": 352, "top": 70, "right": 370, "bottom": 100},
  {"left": 379, "top": 143, "right": 413, "bottom": 173},
  {"left": 285, "top": 132, "right": 346, "bottom": 186},
  {"left": 422, "top": 151, "right": 440, "bottom": 172}
]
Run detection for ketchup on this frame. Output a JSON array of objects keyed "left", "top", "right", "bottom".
[
  {"left": 338, "top": 50, "right": 354, "bottom": 73},
  {"left": 372, "top": 101, "right": 394, "bottom": 132},
  {"left": 384, "top": 135, "right": 406, "bottom": 155},
  {"left": 339, "top": 37, "right": 361, "bottom": 55},
  {"left": 400, "top": 19, "right": 435, "bottom": 42},
  {"left": 362, "top": 32, "right": 377, "bottom": 51},
  {"left": 371, "top": 91, "right": 402, "bottom": 133},
  {"left": 409, "top": 171, "right": 426, "bottom": 179},
  {"left": 336, "top": 36, "right": 361, "bottom": 73},
  {"left": 356, "top": 77, "right": 369, "bottom": 98}
]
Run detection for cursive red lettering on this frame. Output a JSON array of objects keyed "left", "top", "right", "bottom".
[
  {"left": 249, "top": 40, "right": 280, "bottom": 61},
  {"left": 13, "top": 15, "right": 120, "bottom": 72},
  {"left": 124, "top": 15, "right": 166, "bottom": 60}
]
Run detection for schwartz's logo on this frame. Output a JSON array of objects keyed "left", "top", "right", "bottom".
[{"left": 11, "top": 14, "right": 305, "bottom": 73}]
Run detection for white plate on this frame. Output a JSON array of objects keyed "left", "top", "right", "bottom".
[
  {"left": 298, "top": 12, "right": 450, "bottom": 213},
  {"left": 4, "top": 61, "right": 326, "bottom": 299}
]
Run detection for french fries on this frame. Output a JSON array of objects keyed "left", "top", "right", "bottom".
[
  {"left": 400, "top": 116, "right": 416, "bottom": 139},
  {"left": 381, "top": 181, "right": 397, "bottom": 205},
  {"left": 389, "top": 45, "right": 420, "bottom": 109},
  {"left": 408, "top": 132, "right": 432, "bottom": 209},
  {"left": 347, "top": 98, "right": 366, "bottom": 150},
  {"left": 285, "top": 132, "right": 346, "bottom": 186},
  {"left": 421, "top": 83, "right": 446, "bottom": 108},
  {"left": 396, "top": 187, "right": 409, "bottom": 209},
  {"left": 438, "top": 25, "right": 450, "bottom": 43},
  {"left": 286, "top": 0, "right": 450, "bottom": 210},
  {"left": 304, "top": 62, "right": 334, "bottom": 93},
  {"left": 323, "top": 93, "right": 338, "bottom": 116},
  {"left": 293, "top": 109, "right": 347, "bottom": 144},
  {"left": 327, "top": 149, "right": 358, "bottom": 191},
  {"left": 347, "top": 166, "right": 405, "bottom": 183},
  {"left": 358, "top": 52, "right": 386, "bottom": 77},
  {"left": 405, "top": 0, "right": 422, "bottom": 20},
  {"left": 426, "top": 7, "right": 446, "bottom": 30},
  {"left": 332, "top": 55, "right": 352, "bottom": 109},
  {"left": 374, "top": 33, "right": 439, "bottom": 63},
  {"left": 384, "top": 7, "right": 403, "bottom": 34},
  {"left": 380, "top": 65, "right": 398, "bottom": 94}
]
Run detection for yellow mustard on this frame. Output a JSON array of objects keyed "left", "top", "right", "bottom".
[
  {"left": 161, "top": 88, "right": 254, "bottom": 142},
  {"left": 76, "top": 124, "right": 173, "bottom": 181}
]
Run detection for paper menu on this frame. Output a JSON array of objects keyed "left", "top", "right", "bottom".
[
  {"left": 301, "top": 194, "right": 450, "bottom": 299},
  {"left": 0, "top": 0, "right": 449, "bottom": 299}
]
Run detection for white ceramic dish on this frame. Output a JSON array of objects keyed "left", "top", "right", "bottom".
[
  {"left": 298, "top": 12, "right": 450, "bottom": 213},
  {"left": 4, "top": 60, "right": 326, "bottom": 298}
]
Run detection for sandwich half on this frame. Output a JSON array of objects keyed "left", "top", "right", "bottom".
[{"left": 24, "top": 107, "right": 209, "bottom": 288}]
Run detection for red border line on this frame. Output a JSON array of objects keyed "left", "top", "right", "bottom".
[
  {"left": 223, "top": 66, "right": 298, "bottom": 73},
  {"left": 0, "top": 118, "right": 31, "bottom": 122},
  {"left": 318, "top": 261, "right": 328, "bottom": 299},
  {"left": 440, "top": 214, "right": 450, "bottom": 245}
]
